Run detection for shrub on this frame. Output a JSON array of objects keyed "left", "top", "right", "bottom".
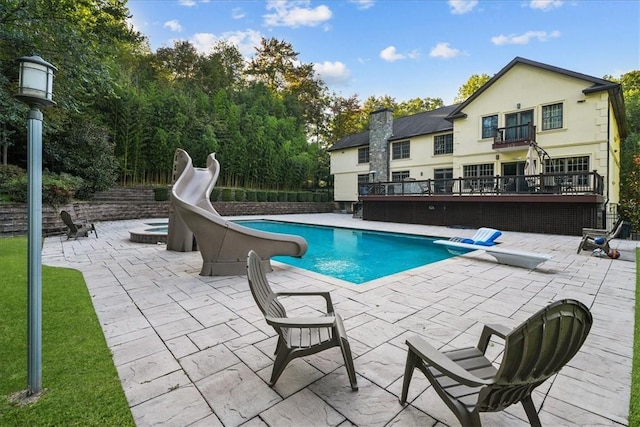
[
  {"left": 297, "top": 192, "right": 310, "bottom": 202},
  {"left": 1, "top": 172, "right": 83, "bottom": 206},
  {"left": 154, "top": 187, "right": 169, "bottom": 201},
  {"left": 267, "top": 191, "right": 278, "bottom": 202},
  {"left": 0, "top": 164, "right": 25, "bottom": 182},
  {"left": 222, "top": 188, "right": 233, "bottom": 201},
  {"left": 313, "top": 193, "right": 322, "bottom": 202},
  {"left": 257, "top": 191, "right": 267, "bottom": 202},
  {"left": 246, "top": 191, "right": 257, "bottom": 202},
  {"left": 320, "top": 192, "right": 329, "bottom": 202},
  {"left": 277, "top": 192, "right": 287, "bottom": 202},
  {"left": 234, "top": 189, "right": 245, "bottom": 201},
  {"left": 210, "top": 188, "right": 220, "bottom": 202}
]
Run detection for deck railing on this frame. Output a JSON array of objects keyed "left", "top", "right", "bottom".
[{"left": 359, "top": 171, "right": 604, "bottom": 197}]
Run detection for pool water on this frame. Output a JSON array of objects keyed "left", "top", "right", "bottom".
[{"left": 236, "top": 220, "right": 461, "bottom": 284}]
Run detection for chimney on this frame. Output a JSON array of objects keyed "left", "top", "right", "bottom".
[{"left": 368, "top": 108, "right": 393, "bottom": 182}]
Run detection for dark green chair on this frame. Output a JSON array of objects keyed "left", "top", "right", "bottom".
[
  {"left": 399, "top": 299, "right": 592, "bottom": 426},
  {"left": 60, "top": 210, "right": 96, "bottom": 240},
  {"left": 246, "top": 250, "right": 358, "bottom": 390}
]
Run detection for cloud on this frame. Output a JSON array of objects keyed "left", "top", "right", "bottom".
[
  {"left": 178, "top": 0, "right": 196, "bottom": 6},
  {"left": 491, "top": 30, "right": 561, "bottom": 45},
  {"left": 379, "top": 46, "right": 421, "bottom": 62},
  {"left": 314, "top": 61, "right": 351, "bottom": 85},
  {"left": 349, "top": 0, "right": 375, "bottom": 10},
  {"left": 232, "top": 8, "right": 246, "bottom": 19},
  {"left": 163, "top": 20, "right": 182, "bottom": 32},
  {"left": 448, "top": 0, "right": 478, "bottom": 14},
  {"left": 529, "top": 0, "right": 563, "bottom": 11},
  {"left": 264, "top": 0, "right": 332, "bottom": 28},
  {"left": 429, "top": 42, "right": 461, "bottom": 59},
  {"left": 191, "top": 29, "right": 263, "bottom": 57}
]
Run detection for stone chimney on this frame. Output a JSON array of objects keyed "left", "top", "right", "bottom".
[{"left": 368, "top": 108, "right": 393, "bottom": 182}]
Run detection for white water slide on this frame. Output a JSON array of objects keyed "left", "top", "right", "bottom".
[{"left": 167, "top": 149, "right": 308, "bottom": 276}]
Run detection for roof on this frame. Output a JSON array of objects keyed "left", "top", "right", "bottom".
[
  {"left": 446, "top": 57, "right": 627, "bottom": 137},
  {"left": 327, "top": 104, "right": 457, "bottom": 152}
]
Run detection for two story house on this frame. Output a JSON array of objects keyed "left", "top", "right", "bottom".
[{"left": 328, "top": 57, "right": 627, "bottom": 235}]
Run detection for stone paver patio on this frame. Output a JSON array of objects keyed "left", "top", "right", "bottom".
[{"left": 42, "top": 213, "right": 637, "bottom": 426}]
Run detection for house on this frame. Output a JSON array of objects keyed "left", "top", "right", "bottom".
[{"left": 328, "top": 57, "right": 627, "bottom": 236}]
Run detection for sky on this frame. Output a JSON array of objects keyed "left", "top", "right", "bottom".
[{"left": 127, "top": 0, "right": 640, "bottom": 105}]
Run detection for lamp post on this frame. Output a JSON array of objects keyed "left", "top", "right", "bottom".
[{"left": 15, "top": 55, "right": 57, "bottom": 395}]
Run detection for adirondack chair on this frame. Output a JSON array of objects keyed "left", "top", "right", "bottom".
[
  {"left": 577, "top": 218, "right": 625, "bottom": 254},
  {"left": 246, "top": 250, "right": 358, "bottom": 390},
  {"left": 399, "top": 299, "right": 592, "bottom": 426},
  {"left": 60, "top": 210, "right": 96, "bottom": 239}
]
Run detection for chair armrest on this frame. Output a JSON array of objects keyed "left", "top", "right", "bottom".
[
  {"left": 265, "top": 315, "right": 336, "bottom": 328},
  {"left": 477, "top": 323, "right": 511, "bottom": 353},
  {"left": 274, "top": 291, "right": 334, "bottom": 313},
  {"left": 406, "top": 336, "right": 491, "bottom": 388}
]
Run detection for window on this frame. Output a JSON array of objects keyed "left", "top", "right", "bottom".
[
  {"left": 542, "top": 103, "right": 563, "bottom": 130},
  {"left": 463, "top": 163, "right": 495, "bottom": 191},
  {"left": 545, "top": 156, "right": 589, "bottom": 186},
  {"left": 391, "top": 171, "right": 410, "bottom": 182},
  {"left": 482, "top": 115, "right": 498, "bottom": 139},
  {"left": 434, "top": 134, "right": 453, "bottom": 155},
  {"left": 357, "top": 147, "right": 369, "bottom": 164},
  {"left": 504, "top": 109, "right": 534, "bottom": 141},
  {"left": 434, "top": 168, "right": 453, "bottom": 193},
  {"left": 357, "top": 174, "right": 370, "bottom": 195},
  {"left": 392, "top": 141, "right": 410, "bottom": 160}
]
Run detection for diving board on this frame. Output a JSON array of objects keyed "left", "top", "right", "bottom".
[{"left": 434, "top": 240, "right": 552, "bottom": 269}]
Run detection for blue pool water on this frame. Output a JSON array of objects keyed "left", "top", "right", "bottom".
[{"left": 236, "top": 220, "right": 460, "bottom": 284}]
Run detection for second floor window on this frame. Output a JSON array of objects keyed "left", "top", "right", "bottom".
[
  {"left": 542, "top": 103, "right": 563, "bottom": 130},
  {"left": 358, "top": 147, "right": 369, "bottom": 164},
  {"left": 434, "top": 134, "right": 453, "bottom": 155},
  {"left": 482, "top": 115, "right": 498, "bottom": 139},
  {"left": 392, "top": 141, "right": 410, "bottom": 159},
  {"left": 391, "top": 170, "right": 410, "bottom": 182}
]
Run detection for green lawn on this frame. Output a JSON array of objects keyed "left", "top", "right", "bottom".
[
  {"left": 0, "top": 237, "right": 134, "bottom": 426},
  {"left": 630, "top": 247, "right": 640, "bottom": 427}
]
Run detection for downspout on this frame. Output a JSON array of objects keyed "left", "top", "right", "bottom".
[{"left": 603, "top": 103, "right": 610, "bottom": 229}]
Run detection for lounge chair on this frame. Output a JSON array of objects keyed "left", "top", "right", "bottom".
[
  {"left": 246, "top": 250, "right": 358, "bottom": 390},
  {"left": 449, "top": 227, "right": 502, "bottom": 246},
  {"left": 60, "top": 210, "right": 96, "bottom": 239},
  {"left": 399, "top": 299, "right": 592, "bottom": 426},
  {"left": 433, "top": 240, "right": 551, "bottom": 269},
  {"left": 577, "top": 218, "right": 625, "bottom": 254}
]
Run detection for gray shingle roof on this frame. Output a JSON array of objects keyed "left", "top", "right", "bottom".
[{"left": 327, "top": 105, "right": 457, "bottom": 152}]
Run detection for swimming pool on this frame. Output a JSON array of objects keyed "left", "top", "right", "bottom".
[{"left": 235, "top": 220, "right": 462, "bottom": 284}]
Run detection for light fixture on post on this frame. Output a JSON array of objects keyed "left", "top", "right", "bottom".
[{"left": 15, "top": 55, "right": 57, "bottom": 396}]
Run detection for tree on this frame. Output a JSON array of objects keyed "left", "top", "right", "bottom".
[{"left": 454, "top": 73, "right": 491, "bottom": 103}]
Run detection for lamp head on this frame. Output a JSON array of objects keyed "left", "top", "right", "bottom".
[{"left": 15, "top": 55, "right": 57, "bottom": 108}]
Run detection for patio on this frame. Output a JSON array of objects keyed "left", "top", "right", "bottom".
[{"left": 42, "top": 213, "right": 636, "bottom": 427}]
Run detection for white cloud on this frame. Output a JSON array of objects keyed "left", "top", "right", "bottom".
[
  {"left": 190, "top": 29, "right": 263, "bottom": 57},
  {"left": 264, "top": 1, "right": 332, "bottom": 28},
  {"left": 529, "top": 0, "right": 563, "bottom": 11},
  {"left": 491, "top": 30, "right": 561, "bottom": 45},
  {"left": 232, "top": 8, "right": 246, "bottom": 19},
  {"left": 380, "top": 46, "right": 404, "bottom": 62},
  {"left": 178, "top": 0, "right": 196, "bottom": 6},
  {"left": 163, "top": 20, "right": 182, "bottom": 32},
  {"left": 448, "top": 0, "right": 478, "bottom": 14},
  {"left": 349, "top": 0, "right": 375, "bottom": 10},
  {"left": 429, "top": 42, "right": 461, "bottom": 59},
  {"left": 314, "top": 61, "right": 351, "bottom": 85}
]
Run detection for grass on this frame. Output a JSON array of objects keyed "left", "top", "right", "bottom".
[
  {"left": 630, "top": 247, "right": 640, "bottom": 427},
  {"left": 0, "top": 236, "right": 134, "bottom": 426}
]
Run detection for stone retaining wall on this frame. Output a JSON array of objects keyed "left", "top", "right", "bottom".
[{"left": 1, "top": 201, "right": 336, "bottom": 236}]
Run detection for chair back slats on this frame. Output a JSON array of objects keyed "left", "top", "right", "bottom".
[
  {"left": 247, "top": 250, "right": 289, "bottom": 340},
  {"left": 479, "top": 299, "right": 592, "bottom": 412},
  {"left": 60, "top": 211, "right": 78, "bottom": 232}
]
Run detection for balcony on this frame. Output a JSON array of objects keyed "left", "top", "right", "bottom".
[
  {"left": 359, "top": 171, "right": 604, "bottom": 197},
  {"left": 492, "top": 123, "right": 536, "bottom": 151}
]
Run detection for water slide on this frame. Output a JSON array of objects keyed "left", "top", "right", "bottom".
[{"left": 167, "top": 149, "right": 308, "bottom": 276}]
